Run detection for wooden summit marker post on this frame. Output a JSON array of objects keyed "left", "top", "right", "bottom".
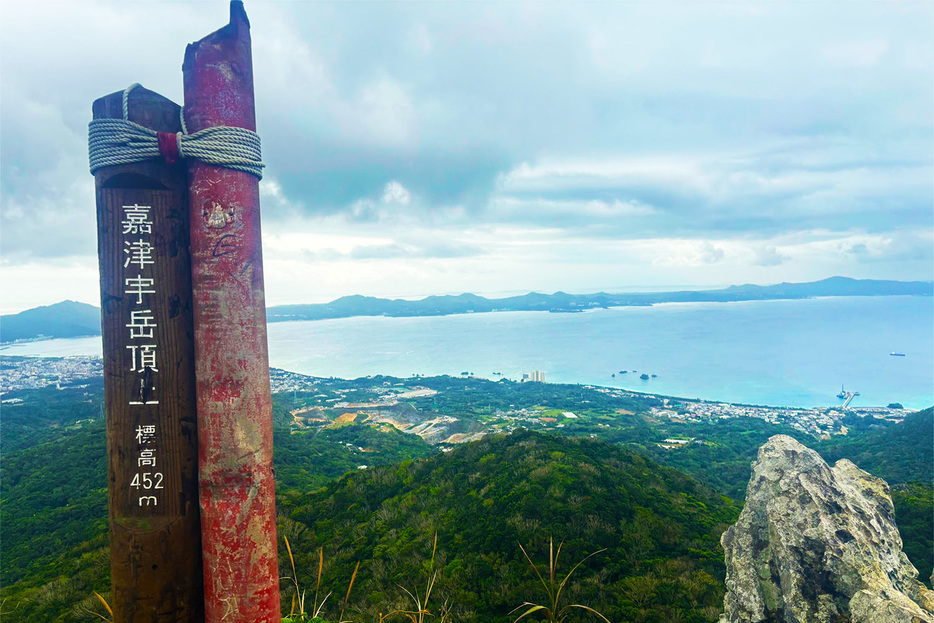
[
  {"left": 91, "top": 86, "right": 203, "bottom": 622},
  {"left": 183, "top": 2, "right": 280, "bottom": 621}
]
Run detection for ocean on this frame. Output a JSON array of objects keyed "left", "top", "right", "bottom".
[{"left": 3, "top": 296, "right": 932, "bottom": 409}]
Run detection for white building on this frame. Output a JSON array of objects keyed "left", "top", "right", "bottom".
[{"left": 522, "top": 370, "right": 546, "bottom": 383}]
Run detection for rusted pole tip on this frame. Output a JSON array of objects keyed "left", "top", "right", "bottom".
[
  {"left": 230, "top": 0, "right": 250, "bottom": 29},
  {"left": 183, "top": 0, "right": 250, "bottom": 70}
]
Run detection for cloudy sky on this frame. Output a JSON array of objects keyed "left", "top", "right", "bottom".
[{"left": 1, "top": 1, "right": 931, "bottom": 314}]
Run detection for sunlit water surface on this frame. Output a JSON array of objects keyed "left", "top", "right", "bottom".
[{"left": 4, "top": 296, "right": 932, "bottom": 409}]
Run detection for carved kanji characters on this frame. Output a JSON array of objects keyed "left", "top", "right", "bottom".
[
  {"left": 127, "top": 344, "right": 158, "bottom": 373},
  {"left": 124, "top": 239, "right": 155, "bottom": 269},
  {"left": 126, "top": 309, "right": 156, "bottom": 339},
  {"left": 121, "top": 204, "right": 153, "bottom": 235},
  {"left": 124, "top": 276, "right": 155, "bottom": 305},
  {"left": 135, "top": 424, "right": 156, "bottom": 444}
]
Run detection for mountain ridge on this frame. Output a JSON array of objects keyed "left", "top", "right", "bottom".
[
  {"left": 3, "top": 277, "right": 931, "bottom": 342},
  {"left": 282, "top": 429, "right": 740, "bottom": 622},
  {"left": 0, "top": 300, "right": 101, "bottom": 343}
]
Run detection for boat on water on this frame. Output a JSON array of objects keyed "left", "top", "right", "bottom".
[
  {"left": 890, "top": 352, "right": 906, "bottom": 357},
  {"left": 837, "top": 385, "right": 846, "bottom": 399}
]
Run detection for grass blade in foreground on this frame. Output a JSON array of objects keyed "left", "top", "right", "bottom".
[{"left": 512, "top": 539, "right": 610, "bottom": 623}]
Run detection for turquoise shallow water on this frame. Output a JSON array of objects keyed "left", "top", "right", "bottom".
[{"left": 4, "top": 296, "right": 932, "bottom": 409}]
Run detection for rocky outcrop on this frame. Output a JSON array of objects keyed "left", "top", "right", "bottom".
[{"left": 719, "top": 435, "right": 934, "bottom": 623}]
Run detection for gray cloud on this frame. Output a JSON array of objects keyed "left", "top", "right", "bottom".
[
  {"left": 266, "top": 142, "right": 512, "bottom": 214},
  {"left": 754, "top": 245, "right": 788, "bottom": 267},
  {"left": 296, "top": 241, "right": 482, "bottom": 262},
  {"left": 700, "top": 243, "right": 726, "bottom": 265},
  {"left": 349, "top": 242, "right": 480, "bottom": 260},
  {"left": 0, "top": 0, "right": 931, "bottom": 304},
  {"left": 249, "top": 1, "right": 931, "bottom": 240}
]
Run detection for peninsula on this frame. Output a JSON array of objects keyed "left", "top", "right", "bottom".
[
  {"left": 266, "top": 276, "right": 932, "bottom": 322},
  {"left": 2, "top": 276, "right": 931, "bottom": 342}
]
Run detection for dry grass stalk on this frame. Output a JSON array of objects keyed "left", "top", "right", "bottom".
[
  {"left": 338, "top": 561, "right": 361, "bottom": 623},
  {"left": 511, "top": 538, "right": 610, "bottom": 623},
  {"left": 88, "top": 592, "right": 114, "bottom": 622},
  {"left": 382, "top": 533, "right": 450, "bottom": 623}
]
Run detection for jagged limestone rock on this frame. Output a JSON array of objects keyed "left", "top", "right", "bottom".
[
  {"left": 850, "top": 590, "right": 934, "bottom": 623},
  {"left": 719, "top": 435, "right": 934, "bottom": 623}
]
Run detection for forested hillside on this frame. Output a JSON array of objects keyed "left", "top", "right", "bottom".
[
  {"left": 279, "top": 430, "right": 740, "bottom": 622},
  {"left": 1, "top": 373, "right": 930, "bottom": 622},
  {"left": 0, "top": 424, "right": 109, "bottom": 622},
  {"left": 818, "top": 408, "right": 933, "bottom": 486},
  {"left": 0, "top": 402, "right": 435, "bottom": 622}
]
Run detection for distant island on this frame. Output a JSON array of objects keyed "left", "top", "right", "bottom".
[{"left": 2, "top": 276, "right": 931, "bottom": 343}]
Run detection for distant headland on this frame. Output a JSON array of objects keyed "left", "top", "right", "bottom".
[
  {"left": 2, "top": 276, "right": 931, "bottom": 343},
  {"left": 266, "top": 276, "right": 932, "bottom": 322}
]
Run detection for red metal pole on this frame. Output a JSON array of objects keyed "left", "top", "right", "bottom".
[{"left": 182, "top": 3, "right": 280, "bottom": 622}]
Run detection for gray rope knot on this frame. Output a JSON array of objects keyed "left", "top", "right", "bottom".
[{"left": 88, "top": 83, "right": 264, "bottom": 179}]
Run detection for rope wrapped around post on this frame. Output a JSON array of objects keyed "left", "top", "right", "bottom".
[{"left": 88, "top": 84, "right": 264, "bottom": 179}]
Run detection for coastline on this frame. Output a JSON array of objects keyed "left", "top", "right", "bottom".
[
  {"left": 3, "top": 296, "right": 932, "bottom": 410},
  {"left": 3, "top": 354, "right": 930, "bottom": 416},
  {"left": 5, "top": 277, "right": 931, "bottom": 343}
]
